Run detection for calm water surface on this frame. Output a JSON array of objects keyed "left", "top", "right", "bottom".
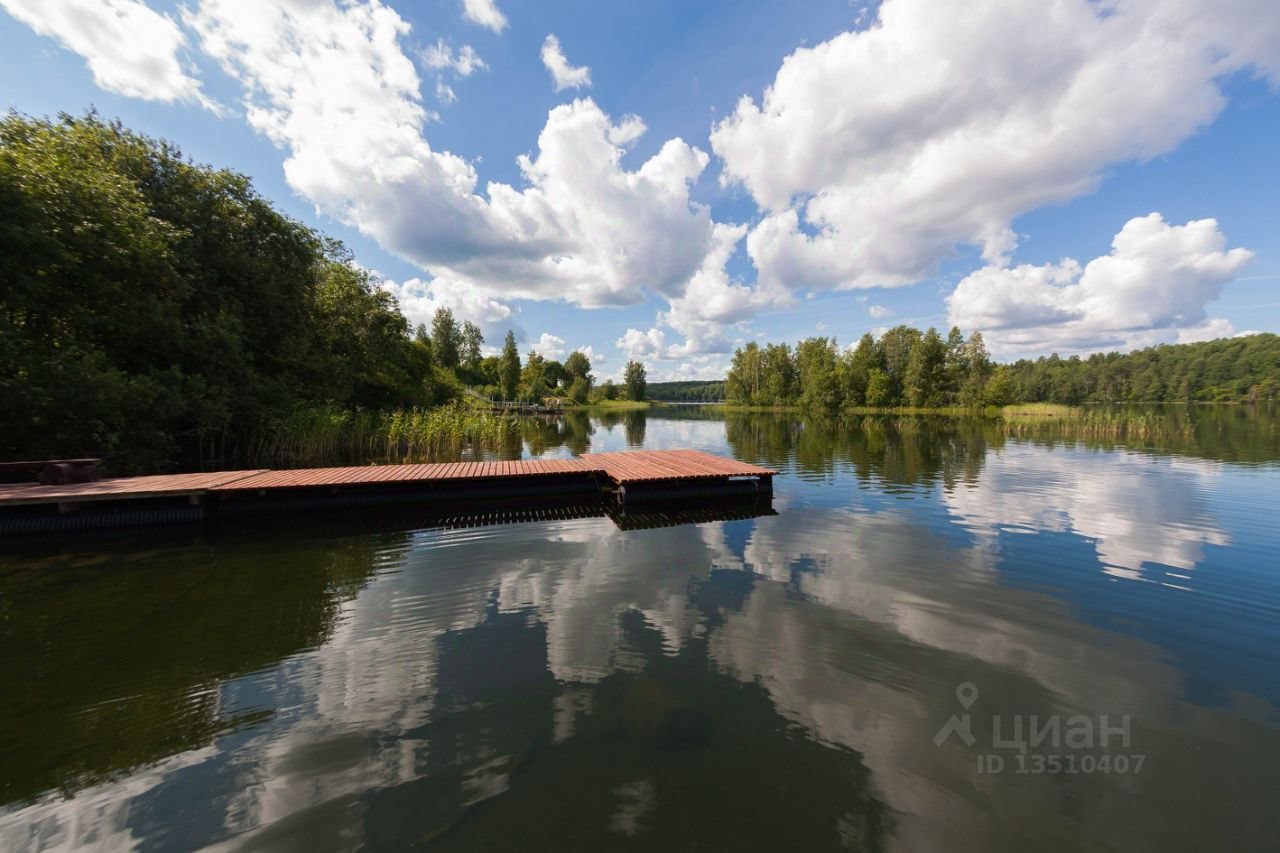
[{"left": 2, "top": 408, "right": 1279, "bottom": 851}]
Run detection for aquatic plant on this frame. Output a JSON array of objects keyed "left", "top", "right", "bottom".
[
  {"left": 999, "top": 407, "right": 1194, "bottom": 442},
  {"left": 250, "top": 403, "right": 521, "bottom": 467}
]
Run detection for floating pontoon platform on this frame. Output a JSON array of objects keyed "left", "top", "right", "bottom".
[{"left": 0, "top": 450, "right": 774, "bottom": 534}]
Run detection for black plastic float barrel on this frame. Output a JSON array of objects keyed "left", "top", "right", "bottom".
[{"left": 616, "top": 476, "right": 770, "bottom": 504}]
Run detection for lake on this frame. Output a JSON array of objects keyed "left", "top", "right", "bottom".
[{"left": 2, "top": 406, "right": 1279, "bottom": 851}]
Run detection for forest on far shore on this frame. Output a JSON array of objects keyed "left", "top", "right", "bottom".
[{"left": 649, "top": 332, "right": 1280, "bottom": 408}]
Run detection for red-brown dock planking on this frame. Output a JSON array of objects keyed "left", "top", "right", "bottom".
[{"left": 0, "top": 450, "right": 774, "bottom": 532}]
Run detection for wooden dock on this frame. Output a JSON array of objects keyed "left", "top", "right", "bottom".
[{"left": 0, "top": 450, "right": 774, "bottom": 533}]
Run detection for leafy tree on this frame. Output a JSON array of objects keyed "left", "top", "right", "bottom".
[
  {"left": 600, "top": 379, "right": 618, "bottom": 400},
  {"left": 944, "top": 326, "right": 967, "bottom": 400},
  {"left": 624, "top": 360, "right": 647, "bottom": 401},
  {"left": 430, "top": 307, "right": 461, "bottom": 369},
  {"left": 959, "top": 331, "right": 993, "bottom": 406},
  {"left": 865, "top": 368, "right": 891, "bottom": 407},
  {"left": 840, "top": 334, "right": 878, "bottom": 406},
  {"left": 726, "top": 342, "right": 764, "bottom": 405},
  {"left": 0, "top": 111, "right": 435, "bottom": 470},
  {"left": 498, "top": 330, "right": 521, "bottom": 400},
  {"left": 566, "top": 375, "right": 590, "bottom": 404},
  {"left": 564, "top": 350, "right": 593, "bottom": 389},
  {"left": 904, "top": 327, "right": 947, "bottom": 407},
  {"left": 761, "top": 343, "right": 797, "bottom": 404},
  {"left": 521, "top": 350, "right": 549, "bottom": 400},
  {"left": 983, "top": 365, "right": 1015, "bottom": 406},
  {"left": 542, "top": 359, "right": 568, "bottom": 391},
  {"left": 878, "top": 325, "right": 922, "bottom": 405},
  {"left": 795, "top": 337, "right": 841, "bottom": 410},
  {"left": 460, "top": 321, "right": 483, "bottom": 369}
]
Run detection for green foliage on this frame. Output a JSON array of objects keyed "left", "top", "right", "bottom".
[
  {"left": 726, "top": 326, "right": 993, "bottom": 411},
  {"left": 795, "top": 337, "right": 841, "bottom": 410},
  {"left": 498, "top": 330, "right": 521, "bottom": 400},
  {"left": 724, "top": 326, "right": 1278, "bottom": 410},
  {"left": 726, "top": 342, "right": 765, "bottom": 405},
  {"left": 839, "top": 334, "right": 878, "bottom": 407},
  {"left": 999, "top": 407, "right": 1194, "bottom": 442},
  {"left": 646, "top": 381, "right": 726, "bottom": 401},
  {"left": 252, "top": 403, "right": 520, "bottom": 467},
  {"left": 563, "top": 350, "right": 594, "bottom": 397},
  {"left": 460, "top": 320, "right": 483, "bottom": 369},
  {"left": 624, "top": 360, "right": 647, "bottom": 401},
  {"left": 520, "top": 350, "right": 550, "bottom": 401},
  {"left": 566, "top": 375, "right": 591, "bottom": 404},
  {"left": 430, "top": 307, "right": 461, "bottom": 369},
  {"left": 1002, "top": 334, "right": 1280, "bottom": 403},
  {"left": 864, "top": 368, "right": 891, "bottom": 407},
  {"left": 983, "top": 365, "right": 1015, "bottom": 407},
  {"left": 600, "top": 379, "right": 619, "bottom": 401},
  {"left": 0, "top": 112, "right": 436, "bottom": 471}
]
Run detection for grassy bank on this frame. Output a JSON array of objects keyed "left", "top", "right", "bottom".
[
  {"left": 570, "top": 400, "right": 651, "bottom": 411},
  {"left": 713, "top": 403, "right": 997, "bottom": 415},
  {"left": 711, "top": 403, "right": 802, "bottom": 413},
  {"left": 250, "top": 403, "right": 521, "bottom": 467},
  {"left": 844, "top": 405, "right": 1000, "bottom": 417}
]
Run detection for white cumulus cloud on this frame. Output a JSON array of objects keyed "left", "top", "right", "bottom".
[
  {"left": 421, "top": 39, "right": 485, "bottom": 76},
  {"left": 540, "top": 34, "right": 591, "bottom": 91},
  {"left": 615, "top": 328, "right": 666, "bottom": 361},
  {"left": 1, "top": 0, "right": 215, "bottom": 109},
  {"left": 461, "top": 0, "right": 506, "bottom": 33},
  {"left": 186, "top": 1, "right": 716, "bottom": 317},
  {"left": 946, "top": 214, "right": 1253, "bottom": 355},
  {"left": 529, "top": 332, "right": 567, "bottom": 360},
  {"left": 868, "top": 305, "right": 892, "bottom": 319},
  {"left": 379, "top": 274, "right": 520, "bottom": 345},
  {"left": 1177, "top": 318, "right": 1237, "bottom": 344},
  {"left": 572, "top": 345, "right": 605, "bottom": 367},
  {"left": 711, "top": 0, "right": 1280, "bottom": 294},
  {"left": 658, "top": 222, "right": 789, "bottom": 357}
]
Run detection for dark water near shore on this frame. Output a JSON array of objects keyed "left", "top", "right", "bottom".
[{"left": 2, "top": 407, "right": 1280, "bottom": 851}]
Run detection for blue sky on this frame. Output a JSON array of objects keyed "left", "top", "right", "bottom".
[{"left": 2, "top": 0, "right": 1278, "bottom": 379}]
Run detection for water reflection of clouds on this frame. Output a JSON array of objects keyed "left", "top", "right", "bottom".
[
  {"left": 942, "top": 444, "right": 1229, "bottom": 582},
  {"left": 3, "top": 431, "right": 1274, "bottom": 851}
]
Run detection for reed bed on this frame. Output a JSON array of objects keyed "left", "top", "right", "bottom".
[
  {"left": 999, "top": 407, "right": 1194, "bottom": 442},
  {"left": 1000, "top": 403, "right": 1081, "bottom": 418},
  {"left": 251, "top": 403, "right": 521, "bottom": 467}
]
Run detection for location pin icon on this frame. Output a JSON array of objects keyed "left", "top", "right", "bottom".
[{"left": 956, "top": 682, "right": 978, "bottom": 709}]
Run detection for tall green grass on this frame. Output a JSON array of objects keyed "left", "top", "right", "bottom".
[
  {"left": 251, "top": 403, "right": 521, "bottom": 467},
  {"left": 999, "top": 406, "right": 1193, "bottom": 442}
]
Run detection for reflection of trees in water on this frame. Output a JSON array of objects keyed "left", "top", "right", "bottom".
[
  {"left": 0, "top": 537, "right": 382, "bottom": 805},
  {"left": 1089, "top": 403, "right": 1280, "bottom": 464},
  {"left": 624, "top": 412, "right": 646, "bottom": 447},
  {"left": 518, "top": 412, "right": 593, "bottom": 456},
  {"left": 592, "top": 410, "right": 648, "bottom": 446},
  {"left": 723, "top": 405, "right": 1280, "bottom": 486},
  {"left": 725, "top": 413, "right": 991, "bottom": 488},
  {"left": 356, "top": 571, "right": 890, "bottom": 851}
]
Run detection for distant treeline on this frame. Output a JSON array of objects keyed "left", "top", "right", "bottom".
[
  {"left": 726, "top": 327, "right": 1003, "bottom": 409},
  {"left": 722, "top": 328, "right": 1280, "bottom": 410},
  {"left": 1003, "top": 334, "right": 1280, "bottom": 404},
  {"left": 647, "top": 381, "right": 726, "bottom": 401}
]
